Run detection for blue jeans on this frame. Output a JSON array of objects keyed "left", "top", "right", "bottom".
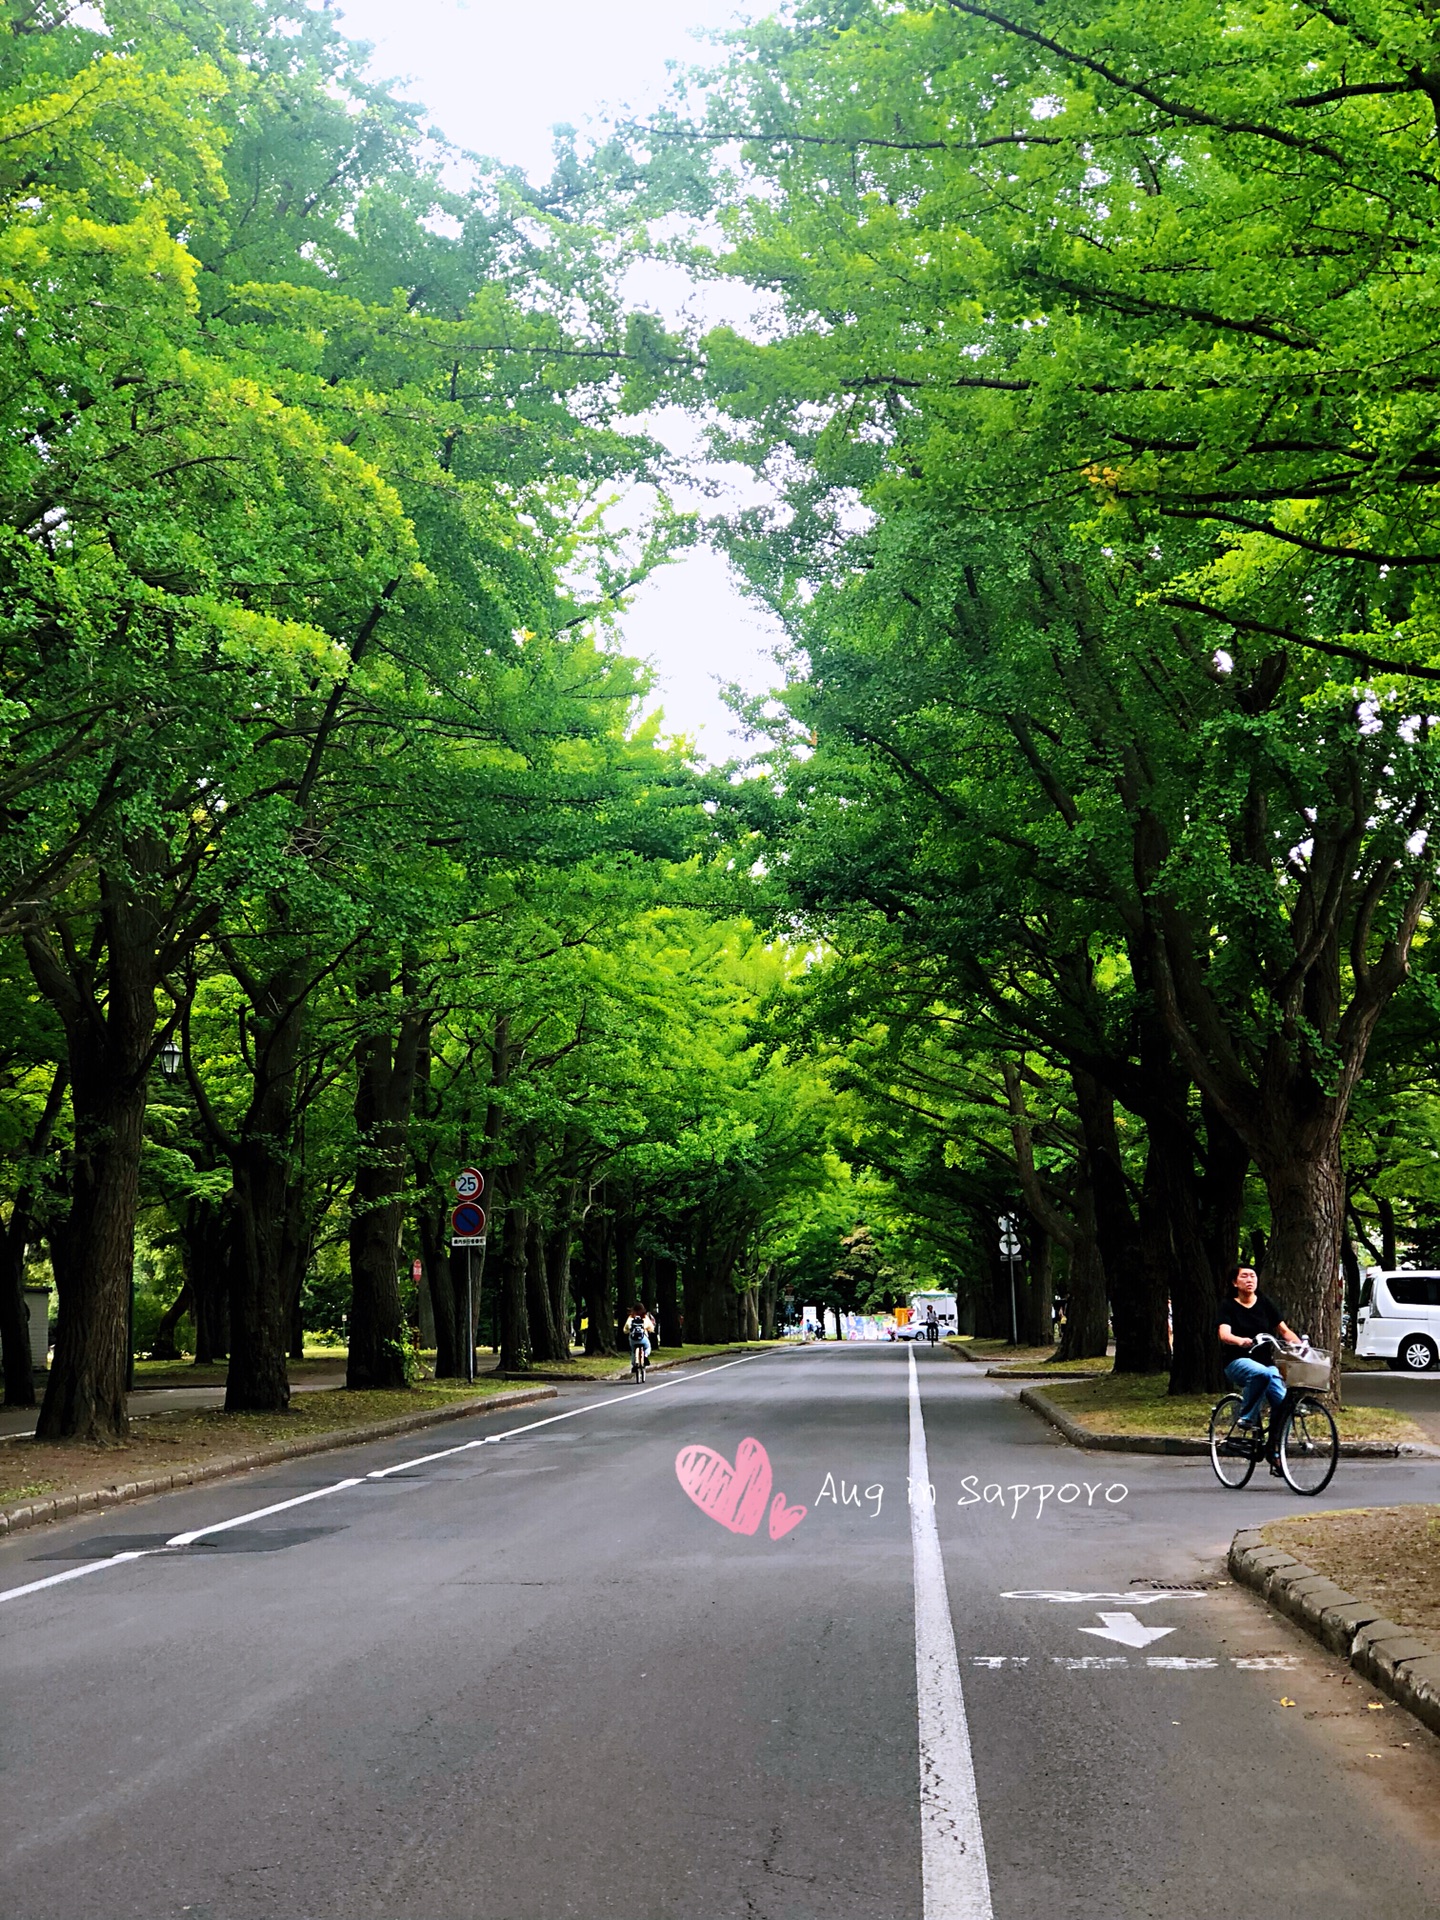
[{"left": 1225, "top": 1355, "right": 1285, "bottom": 1426}]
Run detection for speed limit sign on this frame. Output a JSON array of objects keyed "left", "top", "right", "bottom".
[{"left": 453, "top": 1167, "right": 484, "bottom": 1199}]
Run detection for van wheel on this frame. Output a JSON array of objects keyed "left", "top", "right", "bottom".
[{"left": 1399, "top": 1336, "right": 1438, "bottom": 1373}]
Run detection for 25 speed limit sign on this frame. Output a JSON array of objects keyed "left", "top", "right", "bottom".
[{"left": 453, "top": 1168, "right": 484, "bottom": 1199}]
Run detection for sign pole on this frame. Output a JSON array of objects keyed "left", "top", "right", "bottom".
[{"left": 466, "top": 1250, "right": 474, "bottom": 1384}]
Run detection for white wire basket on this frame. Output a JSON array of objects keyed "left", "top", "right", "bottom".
[{"left": 1278, "top": 1344, "right": 1330, "bottom": 1391}]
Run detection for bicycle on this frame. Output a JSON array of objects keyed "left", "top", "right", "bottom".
[
  {"left": 630, "top": 1337, "right": 649, "bottom": 1384},
  {"left": 1208, "top": 1335, "right": 1338, "bottom": 1496}
]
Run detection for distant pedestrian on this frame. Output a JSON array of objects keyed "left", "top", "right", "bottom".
[{"left": 925, "top": 1307, "right": 939, "bottom": 1347}]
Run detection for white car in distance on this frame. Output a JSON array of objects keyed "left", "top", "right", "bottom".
[{"left": 1355, "top": 1269, "right": 1440, "bottom": 1372}]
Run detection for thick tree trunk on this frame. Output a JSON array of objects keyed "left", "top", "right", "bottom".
[
  {"left": 545, "top": 1183, "right": 579, "bottom": 1357},
  {"left": 497, "top": 1207, "right": 529, "bottom": 1371},
  {"left": 656, "top": 1253, "right": 681, "bottom": 1348},
  {"left": 0, "top": 1211, "right": 37, "bottom": 1409},
  {"left": 1023, "top": 1234, "right": 1052, "bottom": 1347},
  {"left": 1053, "top": 1165, "right": 1109, "bottom": 1361},
  {"left": 29, "top": 884, "right": 159, "bottom": 1443},
  {"left": 1256, "top": 1134, "right": 1345, "bottom": 1394},
  {"left": 184, "top": 1200, "right": 230, "bottom": 1365},
  {"left": 525, "top": 1212, "right": 565, "bottom": 1363},
  {"left": 422, "top": 1211, "right": 463, "bottom": 1378},
  {"left": 1, "top": 1067, "right": 64, "bottom": 1407},
  {"left": 760, "top": 1262, "right": 779, "bottom": 1340},
  {"left": 347, "top": 961, "right": 424, "bottom": 1391},
  {"left": 1074, "top": 1071, "right": 1167, "bottom": 1373},
  {"left": 224, "top": 979, "right": 304, "bottom": 1414},
  {"left": 581, "top": 1209, "right": 615, "bottom": 1355},
  {"left": 148, "top": 1281, "right": 192, "bottom": 1362}
]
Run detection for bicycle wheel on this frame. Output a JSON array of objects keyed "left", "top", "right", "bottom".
[
  {"left": 1209, "top": 1394, "right": 1258, "bottom": 1488},
  {"left": 1279, "top": 1396, "right": 1338, "bottom": 1496}
]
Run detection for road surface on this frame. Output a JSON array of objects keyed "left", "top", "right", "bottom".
[{"left": 2, "top": 1344, "right": 1437, "bottom": 1918}]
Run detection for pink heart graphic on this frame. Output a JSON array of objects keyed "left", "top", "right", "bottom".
[
  {"left": 768, "top": 1491, "right": 807, "bottom": 1540},
  {"left": 674, "top": 1436, "right": 773, "bottom": 1536}
]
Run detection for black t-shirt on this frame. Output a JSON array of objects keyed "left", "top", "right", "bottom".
[{"left": 1218, "top": 1292, "right": 1282, "bottom": 1345}]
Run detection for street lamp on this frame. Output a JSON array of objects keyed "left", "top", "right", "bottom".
[{"left": 158, "top": 1037, "right": 182, "bottom": 1078}]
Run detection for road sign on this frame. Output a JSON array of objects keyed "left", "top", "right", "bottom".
[
  {"left": 451, "top": 1234, "right": 487, "bottom": 1248},
  {"left": 451, "top": 1201, "right": 486, "bottom": 1238},
  {"left": 453, "top": 1167, "right": 484, "bottom": 1199}
]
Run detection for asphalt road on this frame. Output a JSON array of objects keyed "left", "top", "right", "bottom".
[{"left": 2, "top": 1345, "right": 1438, "bottom": 1920}]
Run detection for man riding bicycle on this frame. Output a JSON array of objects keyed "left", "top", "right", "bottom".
[{"left": 1218, "top": 1266, "right": 1299, "bottom": 1474}]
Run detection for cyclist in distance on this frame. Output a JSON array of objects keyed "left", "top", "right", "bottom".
[
  {"left": 623, "top": 1302, "right": 652, "bottom": 1365},
  {"left": 1218, "top": 1266, "right": 1300, "bottom": 1473}
]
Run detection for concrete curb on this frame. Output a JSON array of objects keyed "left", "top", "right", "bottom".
[
  {"left": 987, "top": 1367, "right": 1110, "bottom": 1381},
  {"left": 1229, "top": 1527, "right": 1440, "bottom": 1741},
  {"left": 1018, "top": 1385, "right": 1436, "bottom": 1458},
  {"left": 0, "top": 1387, "right": 556, "bottom": 1540}
]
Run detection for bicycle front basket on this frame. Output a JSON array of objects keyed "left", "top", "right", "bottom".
[{"left": 1278, "top": 1346, "right": 1330, "bottom": 1390}]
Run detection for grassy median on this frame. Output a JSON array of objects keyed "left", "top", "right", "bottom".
[
  {"left": 1262, "top": 1506, "right": 1440, "bottom": 1644},
  {"left": 0, "top": 1378, "right": 540, "bottom": 1514},
  {"left": 1038, "top": 1372, "right": 1428, "bottom": 1447}
]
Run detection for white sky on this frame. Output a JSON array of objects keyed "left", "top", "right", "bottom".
[{"left": 333, "top": 0, "right": 787, "bottom": 761}]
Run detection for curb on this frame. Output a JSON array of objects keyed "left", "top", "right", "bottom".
[
  {"left": 987, "top": 1367, "right": 1109, "bottom": 1381},
  {"left": 1229, "top": 1527, "right": 1440, "bottom": 1741},
  {"left": 0, "top": 1387, "right": 556, "bottom": 1540},
  {"left": 1018, "top": 1385, "right": 1435, "bottom": 1458}
]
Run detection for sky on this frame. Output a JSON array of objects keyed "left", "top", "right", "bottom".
[{"left": 332, "top": 0, "right": 787, "bottom": 762}]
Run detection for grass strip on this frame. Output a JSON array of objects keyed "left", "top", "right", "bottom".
[
  {"left": 1262, "top": 1505, "right": 1440, "bottom": 1644},
  {"left": 1041, "top": 1372, "right": 1427, "bottom": 1447}
]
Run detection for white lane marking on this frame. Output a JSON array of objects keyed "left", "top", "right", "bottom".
[
  {"left": 1053, "top": 1655, "right": 1128, "bottom": 1669},
  {"left": 908, "top": 1346, "right": 994, "bottom": 1920},
  {"left": 1232, "top": 1655, "right": 1298, "bottom": 1670},
  {"left": 971, "top": 1656, "right": 1296, "bottom": 1673},
  {"left": 1078, "top": 1611, "right": 1175, "bottom": 1649},
  {"left": 166, "top": 1479, "right": 365, "bottom": 1547},
  {"left": 363, "top": 1351, "right": 769, "bottom": 1478},
  {"left": 0, "top": 1351, "right": 773, "bottom": 1607},
  {"left": 1000, "top": 1589, "right": 1205, "bottom": 1605},
  {"left": 0, "top": 1551, "right": 150, "bottom": 1608},
  {"left": 1146, "top": 1657, "right": 1217, "bottom": 1670}
]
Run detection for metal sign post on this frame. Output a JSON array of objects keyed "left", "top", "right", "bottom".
[
  {"left": 449, "top": 1171, "right": 486, "bottom": 1383},
  {"left": 998, "top": 1215, "right": 1022, "bottom": 1344}
]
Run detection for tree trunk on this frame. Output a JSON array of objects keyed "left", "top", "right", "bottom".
[
  {"left": 423, "top": 1211, "right": 463, "bottom": 1378},
  {"left": 28, "top": 882, "right": 159, "bottom": 1443},
  {"left": 545, "top": 1183, "right": 579, "bottom": 1357},
  {"left": 760, "top": 1262, "right": 779, "bottom": 1340},
  {"left": 148, "top": 1281, "right": 192, "bottom": 1362},
  {"left": 1, "top": 1067, "right": 66, "bottom": 1407},
  {"left": 525, "top": 1212, "right": 565, "bottom": 1363},
  {"left": 1052, "top": 1163, "right": 1109, "bottom": 1361},
  {"left": 1074, "top": 1070, "right": 1167, "bottom": 1373},
  {"left": 1340, "top": 1226, "right": 1362, "bottom": 1353},
  {"left": 347, "top": 961, "right": 424, "bottom": 1392},
  {"left": 223, "top": 977, "right": 305, "bottom": 1414},
  {"left": 1023, "top": 1234, "right": 1051, "bottom": 1347},
  {"left": 498, "top": 1206, "right": 529, "bottom": 1371},
  {"left": 656, "top": 1253, "right": 681, "bottom": 1348},
  {"left": 1377, "top": 1196, "right": 1398, "bottom": 1271},
  {"left": 184, "top": 1200, "right": 230, "bottom": 1365},
  {"left": 582, "top": 1208, "right": 615, "bottom": 1355},
  {"left": 1256, "top": 1133, "right": 1345, "bottom": 1396}
]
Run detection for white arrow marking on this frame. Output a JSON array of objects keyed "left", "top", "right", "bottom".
[{"left": 1078, "top": 1611, "right": 1177, "bottom": 1649}]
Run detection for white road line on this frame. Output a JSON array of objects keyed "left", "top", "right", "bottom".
[
  {"left": 363, "top": 1350, "right": 769, "bottom": 1478},
  {"left": 908, "top": 1346, "right": 994, "bottom": 1920},
  {"left": 0, "top": 1551, "right": 150, "bottom": 1608},
  {"left": 0, "top": 1350, "right": 774, "bottom": 1608},
  {"left": 167, "top": 1479, "right": 366, "bottom": 1547}
]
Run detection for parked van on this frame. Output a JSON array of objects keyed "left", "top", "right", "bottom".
[{"left": 1355, "top": 1270, "right": 1440, "bottom": 1372}]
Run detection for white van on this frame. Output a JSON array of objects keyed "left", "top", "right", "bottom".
[{"left": 1355, "top": 1270, "right": 1440, "bottom": 1372}]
